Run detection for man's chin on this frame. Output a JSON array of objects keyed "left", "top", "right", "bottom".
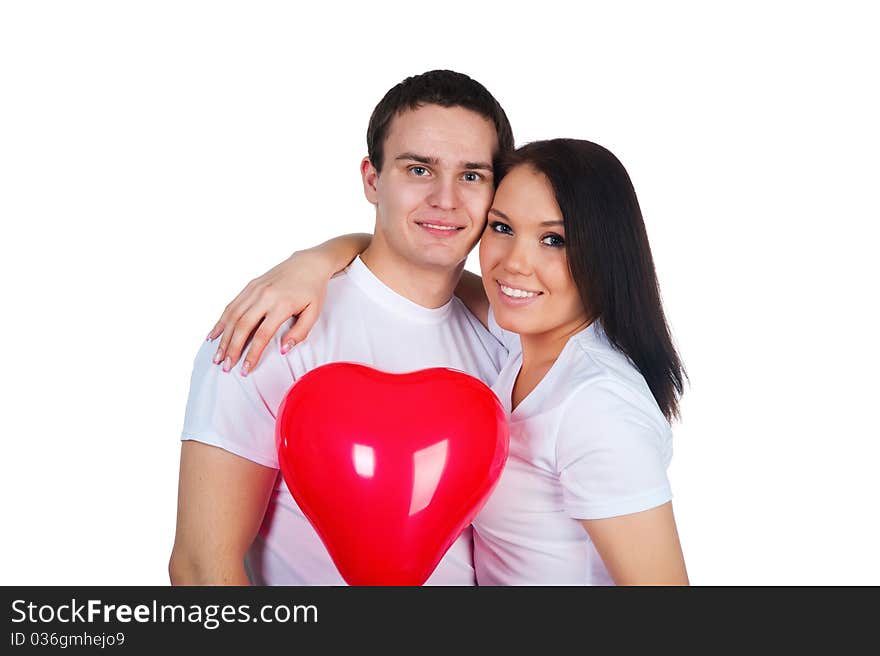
[
  {"left": 413, "top": 254, "right": 468, "bottom": 272},
  {"left": 407, "top": 243, "right": 472, "bottom": 271}
]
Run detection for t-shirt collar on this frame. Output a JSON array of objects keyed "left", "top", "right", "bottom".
[{"left": 345, "top": 256, "right": 455, "bottom": 324}]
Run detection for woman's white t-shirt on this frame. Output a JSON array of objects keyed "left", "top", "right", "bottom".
[{"left": 474, "top": 311, "right": 674, "bottom": 585}]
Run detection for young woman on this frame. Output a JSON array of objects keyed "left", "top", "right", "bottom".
[{"left": 207, "top": 139, "right": 689, "bottom": 585}]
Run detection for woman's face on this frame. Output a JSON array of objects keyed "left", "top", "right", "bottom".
[{"left": 479, "top": 165, "right": 589, "bottom": 338}]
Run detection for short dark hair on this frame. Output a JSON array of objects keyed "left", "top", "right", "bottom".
[
  {"left": 498, "top": 139, "right": 687, "bottom": 421},
  {"left": 366, "top": 70, "right": 514, "bottom": 174}
]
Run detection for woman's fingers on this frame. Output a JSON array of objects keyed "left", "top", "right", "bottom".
[
  {"left": 206, "top": 320, "right": 223, "bottom": 342},
  {"left": 211, "top": 280, "right": 272, "bottom": 366},
  {"left": 241, "top": 308, "right": 299, "bottom": 374},
  {"left": 221, "top": 302, "right": 272, "bottom": 371},
  {"left": 219, "top": 298, "right": 316, "bottom": 375},
  {"left": 208, "top": 256, "right": 332, "bottom": 373},
  {"left": 209, "top": 280, "right": 258, "bottom": 349},
  {"left": 283, "top": 302, "right": 321, "bottom": 350}
]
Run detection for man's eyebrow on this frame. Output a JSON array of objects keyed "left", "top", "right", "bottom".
[
  {"left": 395, "top": 153, "right": 439, "bottom": 165},
  {"left": 463, "top": 161, "right": 494, "bottom": 172},
  {"left": 394, "top": 153, "right": 493, "bottom": 172}
]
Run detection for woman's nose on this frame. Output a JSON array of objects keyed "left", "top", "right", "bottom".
[{"left": 502, "top": 238, "right": 533, "bottom": 276}]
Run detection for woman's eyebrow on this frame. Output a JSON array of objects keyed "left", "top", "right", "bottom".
[{"left": 490, "top": 208, "right": 563, "bottom": 228}]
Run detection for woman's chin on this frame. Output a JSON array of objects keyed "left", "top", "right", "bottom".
[{"left": 491, "top": 304, "right": 534, "bottom": 336}]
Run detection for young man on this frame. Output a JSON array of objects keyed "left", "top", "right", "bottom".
[{"left": 170, "top": 70, "right": 514, "bottom": 585}]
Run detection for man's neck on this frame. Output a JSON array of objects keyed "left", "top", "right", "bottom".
[{"left": 359, "top": 244, "right": 463, "bottom": 309}]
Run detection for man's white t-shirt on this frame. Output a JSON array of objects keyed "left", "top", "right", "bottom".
[
  {"left": 180, "top": 257, "right": 507, "bottom": 585},
  {"left": 473, "top": 311, "right": 674, "bottom": 585}
]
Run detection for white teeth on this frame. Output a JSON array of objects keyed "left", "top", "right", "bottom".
[
  {"left": 421, "top": 223, "right": 457, "bottom": 230},
  {"left": 499, "top": 284, "right": 539, "bottom": 298}
]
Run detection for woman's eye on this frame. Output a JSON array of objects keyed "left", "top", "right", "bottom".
[
  {"left": 410, "top": 166, "right": 429, "bottom": 176},
  {"left": 489, "top": 221, "right": 512, "bottom": 235},
  {"left": 541, "top": 233, "right": 565, "bottom": 247}
]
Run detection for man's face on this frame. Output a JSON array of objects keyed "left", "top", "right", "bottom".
[{"left": 361, "top": 104, "right": 498, "bottom": 271}]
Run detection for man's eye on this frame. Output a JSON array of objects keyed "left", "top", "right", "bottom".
[
  {"left": 489, "top": 221, "right": 512, "bottom": 234},
  {"left": 410, "top": 166, "right": 429, "bottom": 176},
  {"left": 462, "top": 171, "right": 482, "bottom": 182},
  {"left": 541, "top": 233, "right": 565, "bottom": 247}
]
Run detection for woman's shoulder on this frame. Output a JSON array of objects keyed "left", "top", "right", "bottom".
[
  {"left": 554, "top": 370, "right": 673, "bottom": 472},
  {"left": 559, "top": 327, "right": 670, "bottom": 434},
  {"left": 566, "top": 377, "right": 666, "bottom": 431},
  {"left": 569, "top": 325, "right": 656, "bottom": 401}
]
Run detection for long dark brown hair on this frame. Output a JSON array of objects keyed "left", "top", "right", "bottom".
[{"left": 498, "top": 139, "right": 686, "bottom": 420}]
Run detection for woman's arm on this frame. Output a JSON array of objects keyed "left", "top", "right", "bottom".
[
  {"left": 453, "top": 269, "right": 490, "bottom": 329},
  {"left": 579, "top": 501, "right": 689, "bottom": 585},
  {"left": 208, "top": 233, "right": 371, "bottom": 373}
]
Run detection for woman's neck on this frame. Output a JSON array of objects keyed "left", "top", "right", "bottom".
[
  {"left": 512, "top": 317, "right": 592, "bottom": 410},
  {"left": 520, "top": 317, "right": 591, "bottom": 371}
]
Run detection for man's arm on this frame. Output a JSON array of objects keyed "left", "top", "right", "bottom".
[{"left": 169, "top": 441, "right": 278, "bottom": 585}]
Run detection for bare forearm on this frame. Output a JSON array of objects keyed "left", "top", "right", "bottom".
[
  {"left": 168, "top": 552, "right": 251, "bottom": 586},
  {"left": 297, "top": 233, "right": 372, "bottom": 276},
  {"left": 454, "top": 269, "right": 489, "bottom": 328}
]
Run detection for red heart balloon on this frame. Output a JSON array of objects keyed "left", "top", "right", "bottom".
[{"left": 275, "top": 362, "right": 509, "bottom": 586}]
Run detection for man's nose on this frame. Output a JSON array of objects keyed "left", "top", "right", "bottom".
[{"left": 427, "top": 175, "right": 458, "bottom": 211}]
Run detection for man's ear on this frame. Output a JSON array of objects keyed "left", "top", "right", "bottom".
[{"left": 361, "top": 157, "right": 379, "bottom": 205}]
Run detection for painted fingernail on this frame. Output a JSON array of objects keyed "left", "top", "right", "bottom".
[
  {"left": 240, "top": 361, "right": 250, "bottom": 377},
  {"left": 281, "top": 340, "right": 295, "bottom": 355},
  {"left": 222, "top": 356, "right": 232, "bottom": 372},
  {"left": 213, "top": 348, "right": 223, "bottom": 364}
]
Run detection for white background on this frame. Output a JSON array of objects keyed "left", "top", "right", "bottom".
[{"left": 1, "top": 1, "right": 877, "bottom": 585}]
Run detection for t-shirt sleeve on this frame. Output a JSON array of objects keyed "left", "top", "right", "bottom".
[
  {"left": 487, "top": 307, "right": 522, "bottom": 357},
  {"left": 555, "top": 379, "right": 673, "bottom": 520},
  {"left": 179, "top": 339, "right": 285, "bottom": 469}
]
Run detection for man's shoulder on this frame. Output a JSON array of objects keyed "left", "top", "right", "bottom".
[
  {"left": 323, "top": 268, "right": 365, "bottom": 307},
  {"left": 448, "top": 296, "right": 496, "bottom": 335}
]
